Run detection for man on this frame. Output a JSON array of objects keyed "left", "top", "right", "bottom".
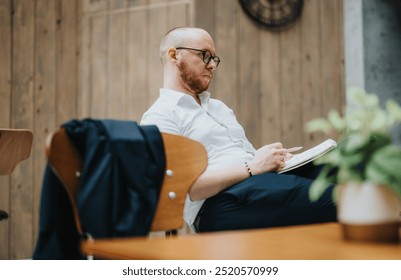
[{"left": 141, "top": 27, "right": 336, "bottom": 232}]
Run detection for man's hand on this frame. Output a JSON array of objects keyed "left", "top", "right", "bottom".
[{"left": 249, "top": 143, "right": 292, "bottom": 174}]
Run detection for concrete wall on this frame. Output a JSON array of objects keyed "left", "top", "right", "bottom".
[{"left": 344, "top": 0, "right": 401, "bottom": 143}]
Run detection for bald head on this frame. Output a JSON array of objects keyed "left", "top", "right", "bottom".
[
  {"left": 159, "top": 27, "right": 217, "bottom": 97},
  {"left": 159, "top": 27, "right": 213, "bottom": 64}
]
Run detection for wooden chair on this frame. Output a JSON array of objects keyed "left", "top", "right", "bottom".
[
  {"left": 45, "top": 127, "right": 207, "bottom": 257},
  {"left": 0, "top": 129, "right": 33, "bottom": 175},
  {"left": 0, "top": 128, "right": 33, "bottom": 221}
]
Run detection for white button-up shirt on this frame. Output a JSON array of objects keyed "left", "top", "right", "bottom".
[{"left": 141, "top": 88, "right": 256, "bottom": 228}]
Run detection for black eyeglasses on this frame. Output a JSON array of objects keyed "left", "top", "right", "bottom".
[{"left": 176, "top": 47, "right": 221, "bottom": 67}]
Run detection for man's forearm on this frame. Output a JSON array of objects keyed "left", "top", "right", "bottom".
[{"left": 188, "top": 164, "right": 250, "bottom": 201}]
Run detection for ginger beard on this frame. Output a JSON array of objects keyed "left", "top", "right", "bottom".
[{"left": 177, "top": 59, "right": 211, "bottom": 94}]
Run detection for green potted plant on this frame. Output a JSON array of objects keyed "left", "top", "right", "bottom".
[{"left": 307, "top": 87, "right": 401, "bottom": 242}]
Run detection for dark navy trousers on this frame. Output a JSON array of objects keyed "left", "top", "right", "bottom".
[{"left": 198, "top": 163, "right": 337, "bottom": 232}]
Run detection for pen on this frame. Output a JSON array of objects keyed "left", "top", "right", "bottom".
[{"left": 287, "top": 146, "right": 303, "bottom": 153}]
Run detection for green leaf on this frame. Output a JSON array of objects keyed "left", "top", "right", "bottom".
[
  {"left": 366, "top": 163, "right": 401, "bottom": 197},
  {"left": 386, "top": 99, "right": 401, "bottom": 123},
  {"left": 314, "top": 149, "right": 341, "bottom": 165},
  {"left": 368, "top": 145, "right": 401, "bottom": 183},
  {"left": 337, "top": 165, "right": 363, "bottom": 183},
  {"left": 309, "top": 166, "right": 339, "bottom": 201},
  {"left": 368, "top": 109, "right": 385, "bottom": 131},
  {"left": 309, "top": 178, "right": 328, "bottom": 202},
  {"left": 343, "top": 134, "right": 367, "bottom": 152},
  {"left": 338, "top": 152, "right": 364, "bottom": 167},
  {"left": 346, "top": 114, "right": 364, "bottom": 132},
  {"left": 365, "top": 92, "right": 379, "bottom": 108},
  {"left": 327, "top": 110, "right": 345, "bottom": 131},
  {"left": 365, "top": 163, "right": 391, "bottom": 186},
  {"left": 348, "top": 87, "right": 366, "bottom": 105},
  {"left": 366, "top": 145, "right": 401, "bottom": 197},
  {"left": 306, "top": 118, "right": 332, "bottom": 134}
]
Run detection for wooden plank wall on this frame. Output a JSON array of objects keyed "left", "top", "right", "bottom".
[
  {"left": 0, "top": 0, "right": 80, "bottom": 259},
  {"left": 196, "top": 0, "right": 345, "bottom": 149},
  {"left": 0, "top": 0, "right": 344, "bottom": 259},
  {"left": 79, "top": 0, "right": 194, "bottom": 238},
  {"left": 79, "top": 0, "right": 193, "bottom": 121}
]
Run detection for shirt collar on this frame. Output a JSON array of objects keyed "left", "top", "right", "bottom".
[
  {"left": 160, "top": 88, "right": 211, "bottom": 109},
  {"left": 198, "top": 91, "right": 210, "bottom": 109}
]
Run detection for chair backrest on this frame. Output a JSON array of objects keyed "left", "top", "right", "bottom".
[
  {"left": 45, "top": 127, "right": 207, "bottom": 236},
  {"left": 150, "top": 133, "right": 207, "bottom": 232},
  {"left": 0, "top": 129, "right": 33, "bottom": 175}
]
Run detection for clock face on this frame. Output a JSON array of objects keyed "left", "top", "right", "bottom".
[{"left": 239, "top": 0, "right": 304, "bottom": 30}]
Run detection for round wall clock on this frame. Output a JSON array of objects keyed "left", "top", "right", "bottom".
[{"left": 239, "top": 0, "right": 304, "bottom": 30}]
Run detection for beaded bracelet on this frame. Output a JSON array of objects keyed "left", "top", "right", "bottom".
[{"left": 245, "top": 162, "right": 253, "bottom": 177}]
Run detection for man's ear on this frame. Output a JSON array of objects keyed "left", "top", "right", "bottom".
[{"left": 168, "top": 47, "right": 177, "bottom": 61}]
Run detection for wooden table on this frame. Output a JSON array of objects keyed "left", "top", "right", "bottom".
[{"left": 81, "top": 223, "right": 401, "bottom": 259}]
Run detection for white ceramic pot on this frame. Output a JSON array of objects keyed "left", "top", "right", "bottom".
[{"left": 338, "top": 182, "right": 401, "bottom": 243}]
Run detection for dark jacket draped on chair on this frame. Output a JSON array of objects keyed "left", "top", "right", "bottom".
[{"left": 33, "top": 119, "right": 166, "bottom": 259}]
